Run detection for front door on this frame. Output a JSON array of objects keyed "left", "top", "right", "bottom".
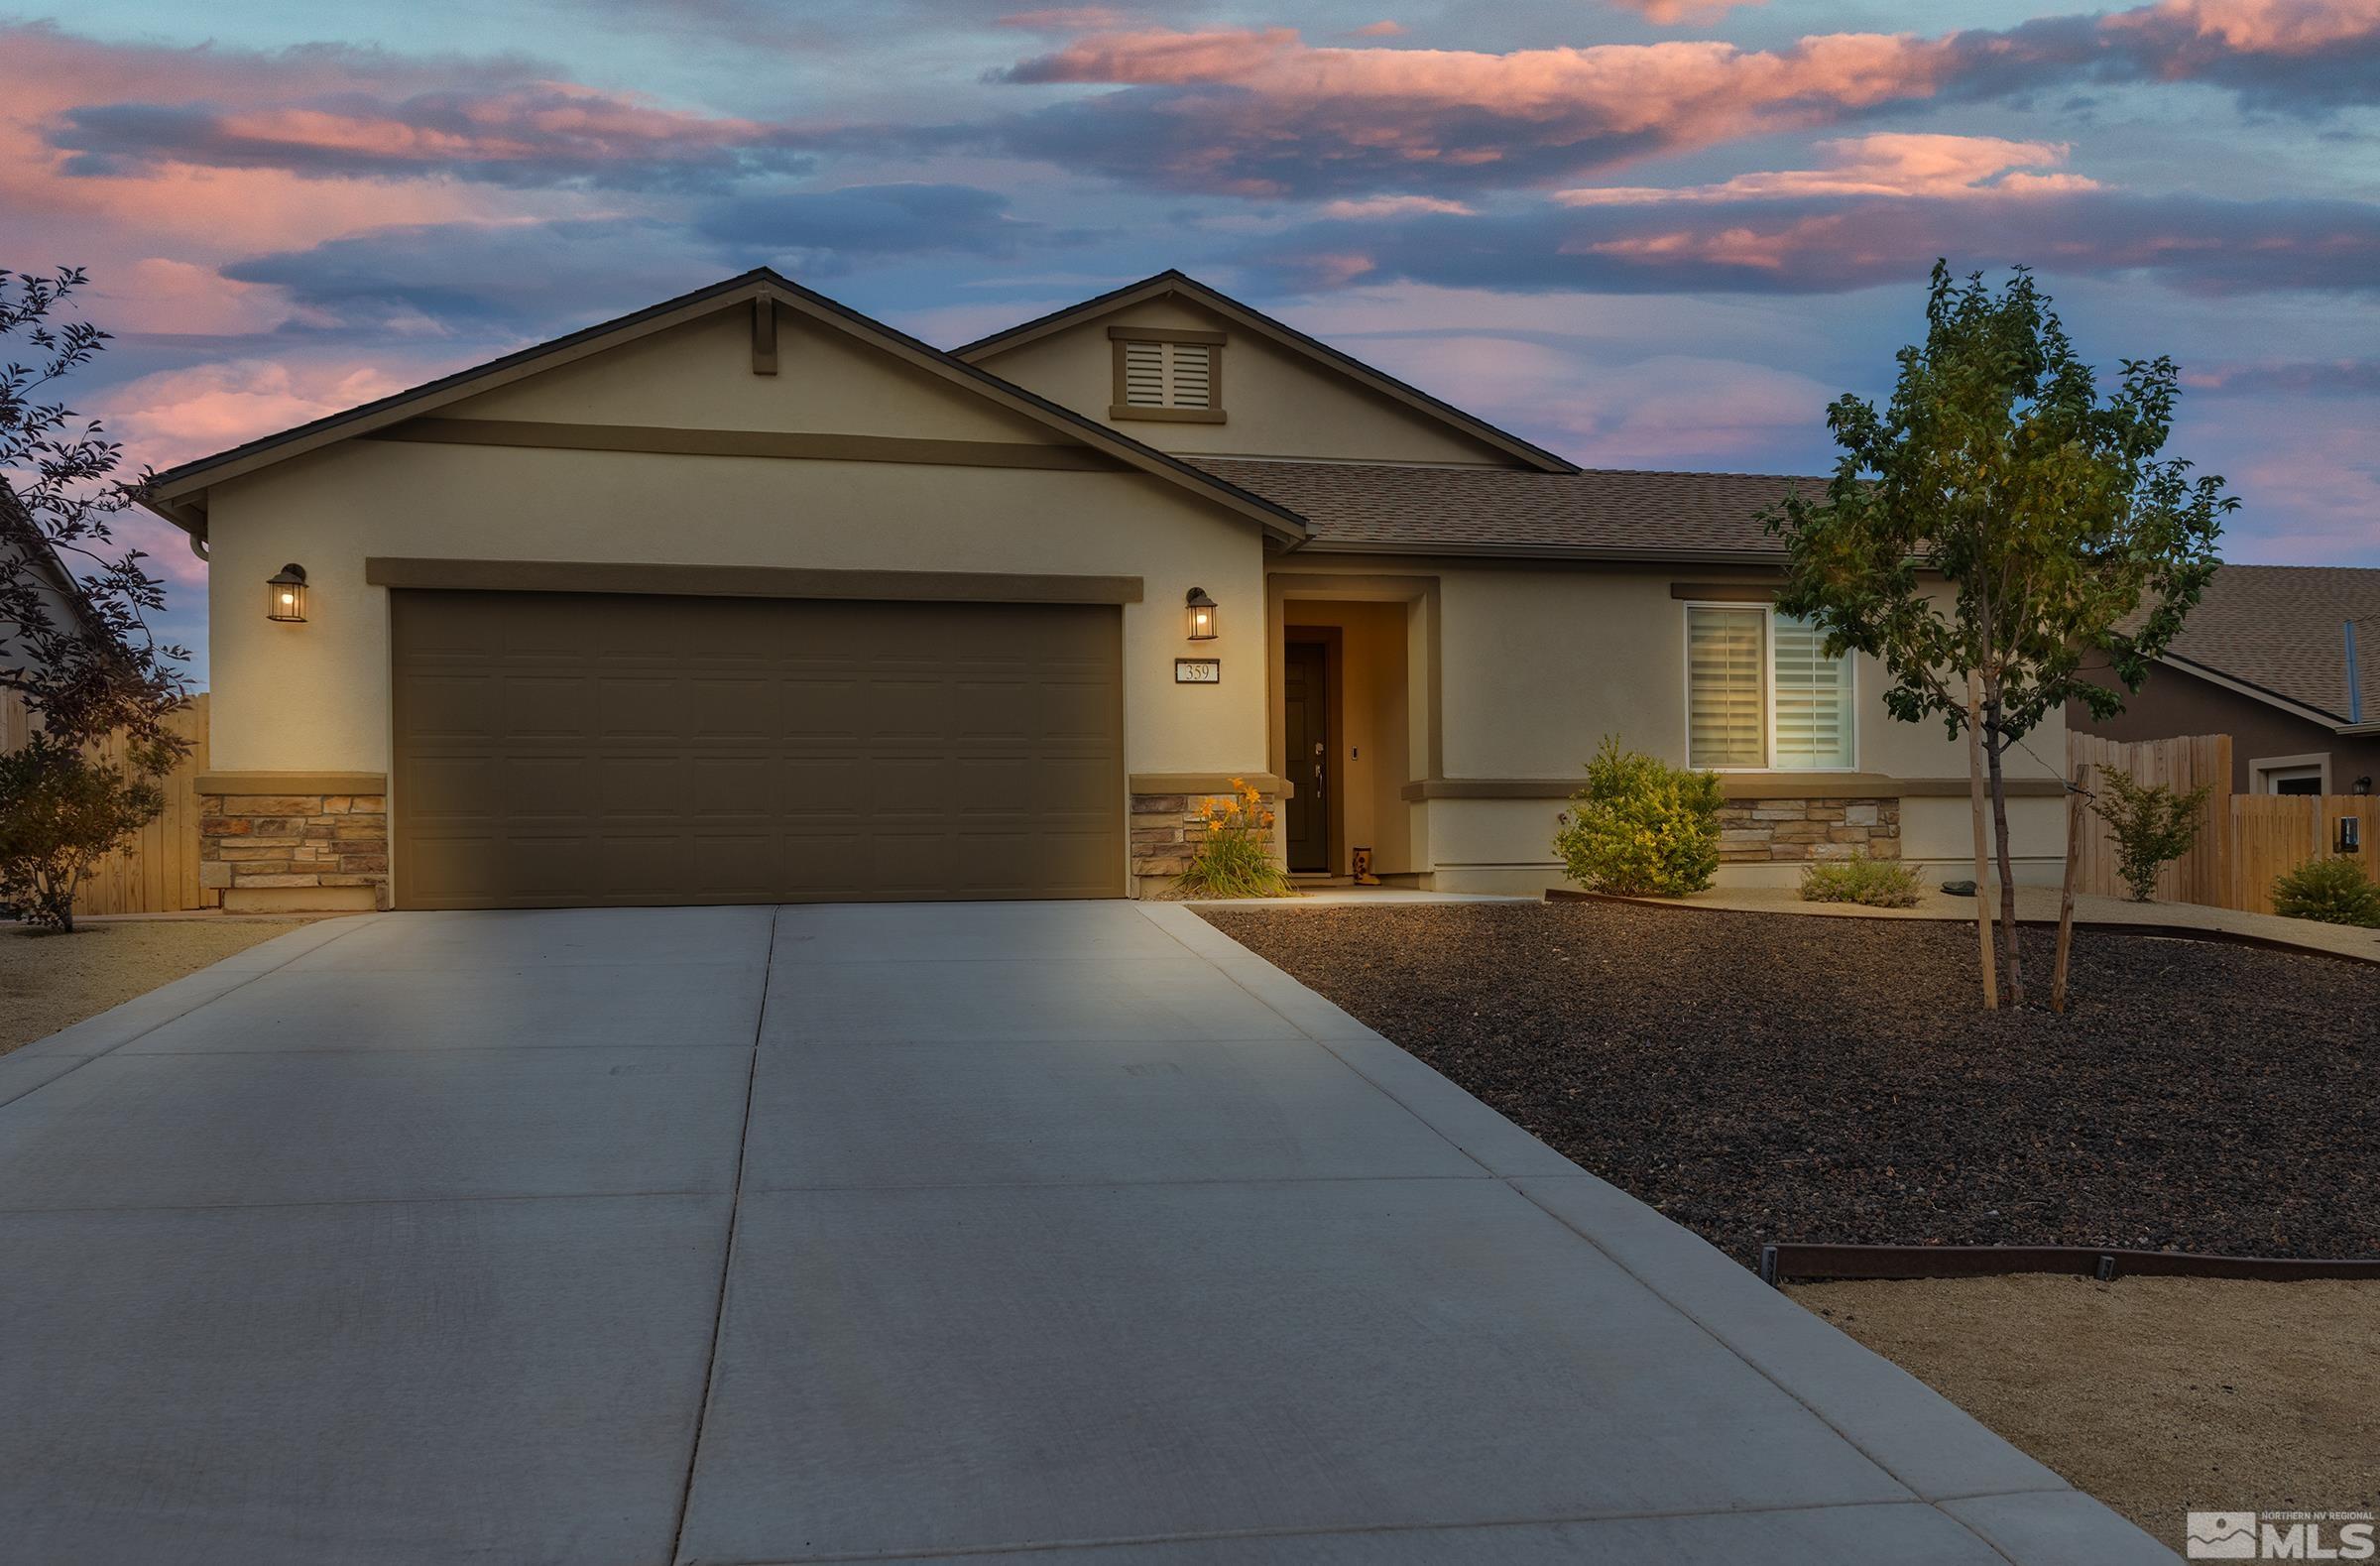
[{"left": 1282, "top": 639, "right": 1329, "bottom": 873}]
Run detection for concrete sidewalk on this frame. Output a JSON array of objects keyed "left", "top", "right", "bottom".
[{"left": 0, "top": 902, "right": 2174, "bottom": 1563}]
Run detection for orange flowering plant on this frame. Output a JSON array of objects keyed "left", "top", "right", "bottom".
[{"left": 1175, "top": 777, "right": 1296, "bottom": 899}]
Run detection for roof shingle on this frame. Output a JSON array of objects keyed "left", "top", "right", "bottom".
[
  {"left": 1194, "top": 458, "right": 1821, "bottom": 561},
  {"left": 2156, "top": 564, "right": 2380, "bottom": 724}
]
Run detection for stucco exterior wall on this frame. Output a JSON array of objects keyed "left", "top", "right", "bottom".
[
  {"left": 974, "top": 296, "right": 1519, "bottom": 467},
  {"left": 2074, "top": 655, "right": 2380, "bottom": 794},
  {"left": 1288, "top": 560, "right": 2068, "bottom": 893},
  {"left": 201, "top": 304, "right": 1275, "bottom": 788}
]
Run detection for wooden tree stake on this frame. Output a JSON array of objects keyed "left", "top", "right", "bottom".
[
  {"left": 2052, "top": 762, "right": 2088, "bottom": 1014},
  {"left": 1965, "top": 670, "right": 1998, "bottom": 1010}
]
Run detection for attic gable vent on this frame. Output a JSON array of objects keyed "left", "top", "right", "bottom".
[{"left": 1110, "top": 326, "right": 1226, "bottom": 423}]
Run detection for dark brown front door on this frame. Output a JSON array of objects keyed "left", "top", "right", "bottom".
[
  {"left": 390, "top": 589, "right": 1126, "bottom": 908},
  {"left": 1282, "top": 639, "right": 1329, "bottom": 873}
]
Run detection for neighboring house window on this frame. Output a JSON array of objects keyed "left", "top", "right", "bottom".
[
  {"left": 2250, "top": 754, "right": 2329, "bottom": 795},
  {"left": 1685, "top": 604, "right": 1854, "bottom": 771},
  {"left": 1109, "top": 328, "right": 1225, "bottom": 422}
]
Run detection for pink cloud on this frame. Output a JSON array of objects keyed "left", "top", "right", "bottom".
[
  {"left": 1318, "top": 194, "right": 1478, "bottom": 218},
  {"left": 100, "top": 359, "right": 414, "bottom": 476},
  {"left": 1347, "top": 21, "right": 1408, "bottom": 38},
  {"left": 1558, "top": 134, "right": 2098, "bottom": 204},
  {"left": 1612, "top": 0, "right": 1767, "bottom": 23},
  {"left": 996, "top": 1, "right": 2380, "bottom": 196},
  {"left": 2104, "top": 0, "right": 2380, "bottom": 56}
]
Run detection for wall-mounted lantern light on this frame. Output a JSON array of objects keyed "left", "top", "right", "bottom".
[
  {"left": 1185, "top": 586, "right": 1218, "bottom": 642},
  {"left": 267, "top": 563, "right": 308, "bottom": 623}
]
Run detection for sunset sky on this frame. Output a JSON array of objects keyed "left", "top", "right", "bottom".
[{"left": 7, "top": 0, "right": 2378, "bottom": 681}]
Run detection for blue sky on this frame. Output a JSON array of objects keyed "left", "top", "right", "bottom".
[{"left": 5, "top": 0, "right": 2377, "bottom": 684}]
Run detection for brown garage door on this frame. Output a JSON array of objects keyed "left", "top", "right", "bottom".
[{"left": 391, "top": 590, "right": 1125, "bottom": 908}]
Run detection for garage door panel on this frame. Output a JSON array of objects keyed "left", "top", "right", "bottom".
[{"left": 393, "top": 591, "right": 1125, "bottom": 908}]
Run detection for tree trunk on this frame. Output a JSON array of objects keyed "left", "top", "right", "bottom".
[
  {"left": 2051, "top": 762, "right": 2087, "bottom": 1013},
  {"left": 1964, "top": 672, "right": 1998, "bottom": 1010},
  {"left": 1984, "top": 723, "right": 2024, "bottom": 1006}
]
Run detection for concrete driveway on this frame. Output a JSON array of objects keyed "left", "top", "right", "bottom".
[{"left": 0, "top": 902, "right": 2173, "bottom": 1564}]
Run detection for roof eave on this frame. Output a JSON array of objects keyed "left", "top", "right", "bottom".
[
  {"left": 1290, "top": 539, "right": 1786, "bottom": 566},
  {"left": 136, "top": 268, "right": 1307, "bottom": 549},
  {"left": 957, "top": 271, "right": 1580, "bottom": 476}
]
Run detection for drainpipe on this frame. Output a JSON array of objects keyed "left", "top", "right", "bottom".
[{"left": 2348, "top": 620, "right": 2363, "bottom": 725}]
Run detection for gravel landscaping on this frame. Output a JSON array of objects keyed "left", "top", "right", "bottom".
[
  {"left": 1203, "top": 902, "right": 2380, "bottom": 1265},
  {"left": 0, "top": 917, "right": 317, "bottom": 1055}
]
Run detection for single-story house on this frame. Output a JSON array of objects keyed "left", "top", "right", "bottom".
[
  {"left": 2075, "top": 564, "right": 2380, "bottom": 796},
  {"left": 140, "top": 269, "right": 2069, "bottom": 911}
]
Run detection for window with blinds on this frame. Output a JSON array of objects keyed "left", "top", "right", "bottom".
[
  {"left": 1118, "top": 339, "right": 1216, "bottom": 410},
  {"left": 1770, "top": 614, "right": 1854, "bottom": 770},
  {"left": 1685, "top": 605, "right": 1853, "bottom": 771},
  {"left": 1687, "top": 607, "right": 1766, "bottom": 769}
]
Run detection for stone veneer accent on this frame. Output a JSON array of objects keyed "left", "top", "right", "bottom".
[
  {"left": 199, "top": 793, "right": 390, "bottom": 904},
  {"left": 1130, "top": 788, "right": 1286, "bottom": 881},
  {"left": 1718, "top": 795, "right": 1900, "bottom": 864}
]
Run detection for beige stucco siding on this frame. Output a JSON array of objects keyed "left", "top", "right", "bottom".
[
  {"left": 451, "top": 305, "right": 1070, "bottom": 443},
  {"left": 206, "top": 460, "right": 1269, "bottom": 787},
  {"left": 1276, "top": 558, "right": 2066, "bottom": 891},
  {"left": 976, "top": 296, "right": 1518, "bottom": 467}
]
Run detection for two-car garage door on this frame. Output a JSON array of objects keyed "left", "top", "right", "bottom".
[{"left": 390, "top": 590, "right": 1126, "bottom": 908}]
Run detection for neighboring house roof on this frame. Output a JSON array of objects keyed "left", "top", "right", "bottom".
[
  {"left": 0, "top": 483, "right": 106, "bottom": 664},
  {"left": 2150, "top": 563, "right": 2380, "bottom": 729},
  {"left": 1195, "top": 459, "right": 1818, "bottom": 562},
  {"left": 138, "top": 269, "right": 1308, "bottom": 548},
  {"left": 955, "top": 271, "right": 1580, "bottom": 476}
]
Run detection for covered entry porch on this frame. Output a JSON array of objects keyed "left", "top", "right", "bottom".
[{"left": 1266, "top": 572, "right": 1438, "bottom": 886}]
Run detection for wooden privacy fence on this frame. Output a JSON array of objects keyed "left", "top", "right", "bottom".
[
  {"left": 2066, "top": 732, "right": 2233, "bottom": 906},
  {"left": 2229, "top": 792, "right": 2380, "bottom": 914},
  {"left": 2068, "top": 730, "right": 2380, "bottom": 913},
  {"left": 0, "top": 687, "right": 216, "bottom": 916}
]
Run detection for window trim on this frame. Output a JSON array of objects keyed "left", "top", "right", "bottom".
[
  {"left": 2249, "top": 753, "right": 2330, "bottom": 795},
  {"left": 1109, "top": 329, "right": 1228, "bottom": 424},
  {"left": 1682, "top": 600, "right": 1858, "bottom": 773}
]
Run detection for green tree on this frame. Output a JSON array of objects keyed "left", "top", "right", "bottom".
[
  {"left": 2088, "top": 768, "right": 2211, "bottom": 903},
  {"left": 1764, "top": 263, "right": 2232, "bottom": 1004},
  {"left": 1, "top": 267, "right": 188, "bottom": 931}
]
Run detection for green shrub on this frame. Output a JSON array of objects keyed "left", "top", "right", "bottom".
[
  {"left": 2088, "top": 767, "right": 2211, "bottom": 903},
  {"left": 2270, "top": 856, "right": 2380, "bottom": 927},
  {"left": 1174, "top": 778, "right": 1298, "bottom": 899},
  {"left": 1554, "top": 738, "right": 1723, "bottom": 897},
  {"left": 1798, "top": 853, "right": 1924, "bottom": 908},
  {"left": 0, "top": 734, "right": 167, "bottom": 933}
]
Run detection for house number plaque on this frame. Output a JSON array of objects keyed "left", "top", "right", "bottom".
[{"left": 1174, "top": 658, "right": 1222, "bottom": 684}]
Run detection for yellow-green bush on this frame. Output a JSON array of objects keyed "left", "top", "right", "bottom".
[
  {"left": 1799, "top": 853, "right": 1923, "bottom": 908},
  {"left": 1554, "top": 738, "right": 1723, "bottom": 897},
  {"left": 2271, "top": 857, "right": 2380, "bottom": 927}
]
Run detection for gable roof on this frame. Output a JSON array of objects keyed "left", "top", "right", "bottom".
[
  {"left": 956, "top": 271, "right": 1579, "bottom": 476},
  {"left": 1194, "top": 458, "right": 1818, "bottom": 562},
  {"left": 2151, "top": 563, "right": 2380, "bottom": 728},
  {"left": 138, "top": 269, "right": 1306, "bottom": 548}
]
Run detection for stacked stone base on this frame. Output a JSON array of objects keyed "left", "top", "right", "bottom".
[
  {"left": 1719, "top": 795, "right": 1900, "bottom": 864},
  {"left": 1131, "top": 787, "right": 1286, "bottom": 887},
  {"left": 200, "top": 793, "right": 389, "bottom": 910}
]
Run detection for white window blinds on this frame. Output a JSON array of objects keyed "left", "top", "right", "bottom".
[
  {"left": 1686, "top": 606, "right": 1854, "bottom": 771},
  {"left": 1121, "top": 340, "right": 1214, "bottom": 409},
  {"left": 1687, "top": 607, "right": 1766, "bottom": 769},
  {"left": 1770, "top": 614, "right": 1854, "bottom": 770}
]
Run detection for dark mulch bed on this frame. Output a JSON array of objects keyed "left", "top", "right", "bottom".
[{"left": 1203, "top": 902, "right": 2380, "bottom": 1266}]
